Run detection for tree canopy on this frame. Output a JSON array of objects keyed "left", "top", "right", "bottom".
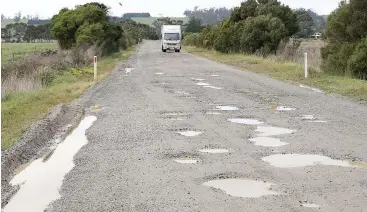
[{"left": 322, "top": 0, "right": 367, "bottom": 79}]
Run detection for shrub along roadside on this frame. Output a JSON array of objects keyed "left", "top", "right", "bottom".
[
  {"left": 185, "top": 46, "right": 367, "bottom": 101},
  {"left": 1, "top": 46, "right": 136, "bottom": 150}
]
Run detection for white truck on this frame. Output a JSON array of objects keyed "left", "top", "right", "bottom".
[{"left": 161, "top": 25, "right": 182, "bottom": 53}]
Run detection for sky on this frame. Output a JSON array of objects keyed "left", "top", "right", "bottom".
[{"left": 1, "top": 0, "right": 340, "bottom": 19}]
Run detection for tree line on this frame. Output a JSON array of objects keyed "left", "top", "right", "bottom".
[
  {"left": 1, "top": 23, "right": 53, "bottom": 43},
  {"left": 183, "top": 0, "right": 366, "bottom": 79},
  {"left": 184, "top": 5, "right": 327, "bottom": 38}
]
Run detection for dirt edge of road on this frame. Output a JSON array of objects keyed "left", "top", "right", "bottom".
[{"left": 0, "top": 58, "right": 132, "bottom": 207}]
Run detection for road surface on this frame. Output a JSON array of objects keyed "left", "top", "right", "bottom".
[{"left": 7, "top": 41, "right": 367, "bottom": 212}]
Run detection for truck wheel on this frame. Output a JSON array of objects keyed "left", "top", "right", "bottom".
[{"left": 162, "top": 49, "right": 166, "bottom": 52}]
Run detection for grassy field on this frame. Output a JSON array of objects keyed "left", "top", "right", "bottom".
[
  {"left": 1, "top": 42, "right": 58, "bottom": 63},
  {"left": 185, "top": 46, "right": 367, "bottom": 101},
  {"left": 131, "top": 17, "right": 189, "bottom": 26},
  {"left": 1, "top": 46, "right": 136, "bottom": 150}
]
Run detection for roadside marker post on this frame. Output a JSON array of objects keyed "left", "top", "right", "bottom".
[
  {"left": 304, "top": 53, "right": 308, "bottom": 79},
  {"left": 94, "top": 56, "right": 97, "bottom": 80}
]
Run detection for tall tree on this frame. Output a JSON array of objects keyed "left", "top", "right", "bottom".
[
  {"left": 294, "top": 8, "right": 314, "bottom": 37},
  {"left": 185, "top": 17, "right": 203, "bottom": 33}
]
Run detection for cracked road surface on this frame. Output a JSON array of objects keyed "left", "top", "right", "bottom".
[{"left": 13, "top": 41, "right": 367, "bottom": 211}]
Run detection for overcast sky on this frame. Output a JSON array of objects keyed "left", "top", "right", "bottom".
[{"left": 1, "top": 0, "right": 340, "bottom": 19}]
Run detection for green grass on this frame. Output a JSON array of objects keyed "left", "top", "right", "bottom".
[
  {"left": 131, "top": 17, "right": 189, "bottom": 26},
  {"left": 1, "top": 42, "right": 58, "bottom": 63},
  {"left": 185, "top": 46, "right": 367, "bottom": 101},
  {"left": 1, "top": 46, "right": 136, "bottom": 150}
]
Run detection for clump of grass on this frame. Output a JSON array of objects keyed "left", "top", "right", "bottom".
[
  {"left": 185, "top": 46, "right": 367, "bottom": 101},
  {"left": 1, "top": 46, "right": 136, "bottom": 150}
]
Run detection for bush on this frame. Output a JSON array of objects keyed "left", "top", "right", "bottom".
[
  {"left": 347, "top": 37, "right": 367, "bottom": 79},
  {"left": 321, "top": 42, "right": 356, "bottom": 76}
]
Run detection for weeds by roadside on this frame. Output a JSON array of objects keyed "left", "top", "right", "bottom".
[
  {"left": 1, "top": 46, "right": 136, "bottom": 150},
  {"left": 185, "top": 46, "right": 367, "bottom": 102}
]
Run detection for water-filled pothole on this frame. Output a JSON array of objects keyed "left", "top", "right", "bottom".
[
  {"left": 206, "top": 112, "right": 221, "bottom": 115},
  {"left": 302, "top": 203, "right": 320, "bottom": 208},
  {"left": 306, "top": 120, "right": 327, "bottom": 123},
  {"left": 211, "top": 75, "right": 219, "bottom": 77},
  {"left": 204, "top": 85, "right": 222, "bottom": 90},
  {"left": 196, "top": 82, "right": 210, "bottom": 86},
  {"left": 262, "top": 154, "right": 353, "bottom": 168},
  {"left": 174, "top": 91, "right": 190, "bottom": 95},
  {"left": 177, "top": 131, "right": 203, "bottom": 137},
  {"left": 199, "top": 149, "right": 229, "bottom": 154},
  {"left": 125, "top": 68, "right": 134, "bottom": 73},
  {"left": 4, "top": 116, "right": 97, "bottom": 212},
  {"left": 276, "top": 106, "right": 296, "bottom": 111},
  {"left": 228, "top": 119, "right": 263, "bottom": 125},
  {"left": 215, "top": 106, "right": 239, "bottom": 111},
  {"left": 155, "top": 72, "right": 164, "bottom": 75},
  {"left": 203, "top": 179, "right": 279, "bottom": 198},
  {"left": 174, "top": 159, "right": 198, "bottom": 164},
  {"left": 249, "top": 137, "right": 288, "bottom": 147},
  {"left": 256, "top": 126, "right": 296, "bottom": 137}
]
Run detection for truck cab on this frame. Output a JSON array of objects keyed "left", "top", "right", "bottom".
[{"left": 161, "top": 25, "right": 182, "bottom": 52}]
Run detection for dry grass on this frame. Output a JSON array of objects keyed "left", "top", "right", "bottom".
[
  {"left": 1, "top": 46, "right": 136, "bottom": 150},
  {"left": 185, "top": 46, "right": 367, "bottom": 102},
  {"left": 275, "top": 39, "right": 326, "bottom": 70}
]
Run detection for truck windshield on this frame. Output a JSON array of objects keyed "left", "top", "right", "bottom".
[{"left": 164, "top": 33, "right": 180, "bottom": 40}]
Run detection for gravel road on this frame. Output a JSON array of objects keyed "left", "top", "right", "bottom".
[{"left": 9, "top": 40, "right": 367, "bottom": 212}]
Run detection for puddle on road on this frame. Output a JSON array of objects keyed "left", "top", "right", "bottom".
[
  {"left": 211, "top": 75, "right": 219, "bottom": 77},
  {"left": 174, "top": 158, "right": 198, "bottom": 164},
  {"left": 262, "top": 154, "right": 353, "bottom": 168},
  {"left": 155, "top": 72, "right": 164, "bottom": 75},
  {"left": 302, "top": 203, "right": 320, "bottom": 208},
  {"left": 250, "top": 137, "right": 288, "bottom": 147},
  {"left": 193, "top": 78, "right": 206, "bottom": 81},
  {"left": 4, "top": 116, "right": 97, "bottom": 212},
  {"left": 203, "top": 179, "right": 279, "bottom": 198},
  {"left": 306, "top": 120, "right": 328, "bottom": 123},
  {"left": 228, "top": 119, "right": 263, "bottom": 125},
  {"left": 204, "top": 85, "right": 222, "bottom": 90},
  {"left": 177, "top": 131, "right": 203, "bottom": 137},
  {"left": 215, "top": 106, "right": 239, "bottom": 111},
  {"left": 301, "top": 115, "right": 315, "bottom": 120},
  {"left": 199, "top": 149, "right": 229, "bottom": 154},
  {"left": 169, "top": 118, "right": 185, "bottom": 121},
  {"left": 276, "top": 106, "right": 296, "bottom": 111},
  {"left": 206, "top": 112, "right": 221, "bottom": 115},
  {"left": 196, "top": 82, "right": 210, "bottom": 86},
  {"left": 174, "top": 91, "right": 190, "bottom": 95},
  {"left": 125, "top": 68, "right": 134, "bottom": 73},
  {"left": 256, "top": 126, "right": 296, "bottom": 137}
]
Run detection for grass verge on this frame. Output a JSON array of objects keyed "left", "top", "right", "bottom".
[
  {"left": 1, "top": 42, "right": 58, "bottom": 63},
  {"left": 185, "top": 46, "right": 367, "bottom": 102},
  {"left": 1, "top": 46, "right": 136, "bottom": 150}
]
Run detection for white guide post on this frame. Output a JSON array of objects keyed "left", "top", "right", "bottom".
[
  {"left": 94, "top": 56, "right": 97, "bottom": 80},
  {"left": 304, "top": 53, "right": 308, "bottom": 79}
]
